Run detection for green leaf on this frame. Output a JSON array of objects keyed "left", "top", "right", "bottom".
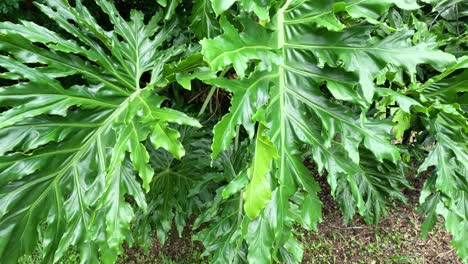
[
  {"left": 416, "top": 57, "right": 468, "bottom": 262},
  {"left": 244, "top": 124, "right": 278, "bottom": 219},
  {"left": 418, "top": 113, "right": 468, "bottom": 262},
  {"left": 210, "top": 0, "right": 273, "bottom": 21},
  {"left": 134, "top": 125, "right": 221, "bottom": 246},
  {"left": 211, "top": 0, "right": 236, "bottom": 15},
  {"left": 201, "top": 17, "right": 281, "bottom": 78},
  {"left": 392, "top": 110, "right": 412, "bottom": 141},
  {"left": 419, "top": 192, "right": 440, "bottom": 240},
  {"left": 204, "top": 70, "right": 273, "bottom": 159},
  {"left": 155, "top": 0, "right": 181, "bottom": 20},
  {"left": 190, "top": 0, "right": 220, "bottom": 39},
  {"left": 283, "top": 0, "right": 419, "bottom": 31},
  {"left": 246, "top": 209, "right": 275, "bottom": 264},
  {"left": 421, "top": 57, "right": 468, "bottom": 112},
  {"left": 0, "top": 1, "right": 199, "bottom": 262},
  {"left": 194, "top": 188, "right": 249, "bottom": 264},
  {"left": 376, "top": 88, "right": 423, "bottom": 113},
  {"left": 353, "top": 149, "right": 410, "bottom": 223},
  {"left": 193, "top": 142, "right": 251, "bottom": 264},
  {"left": 200, "top": 1, "right": 454, "bottom": 259},
  {"left": 240, "top": 0, "right": 272, "bottom": 21}
]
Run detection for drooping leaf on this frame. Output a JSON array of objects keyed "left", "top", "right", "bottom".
[{"left": 338, "top": 148, "right": 411, "bottom": 223}]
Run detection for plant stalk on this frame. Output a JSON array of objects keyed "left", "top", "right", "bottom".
[{"left": 198, "top": 68, "right": 230, "bottom": 117}]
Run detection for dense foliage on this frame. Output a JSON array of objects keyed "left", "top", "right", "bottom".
[{"left": 0, "top": 0, "right": 466, "bottom": 263}]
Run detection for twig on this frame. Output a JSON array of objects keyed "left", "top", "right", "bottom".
[{"left": 436, "top": 248, "right": 455, "bottom": 259}]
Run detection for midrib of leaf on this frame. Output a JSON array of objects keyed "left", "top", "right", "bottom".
[
  {"left": 73, "top": 165, "right": 88, "bottom": 226},
  {"left": 133, "top": 20, "right": 141, "bottom": 89},
  {"left": 2, "top": 94, "right": 118, "bottom": 108},
  {"left": 272, "top": 0, "right": 291, "bottom": 242},
  {"left": 277, "top": 0, "right": 289, "bottom": 171},
  {"left": 109, "top": 170, "right": 123, "bottom": 244}
]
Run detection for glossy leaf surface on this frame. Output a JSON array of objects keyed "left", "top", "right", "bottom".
[
  {"left": 200, "top": 0, "right": 456, "bottom": 261},
  {"left": 0, "top": 1, "right": 200, "bottom": 263}
]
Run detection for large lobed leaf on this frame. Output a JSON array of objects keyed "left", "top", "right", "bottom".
[
  {"left": 199, "top": 0, "right": 455, "bottom": 262},
  {"left": 0, "top": 0, "right": 200, "bottom": 263}
]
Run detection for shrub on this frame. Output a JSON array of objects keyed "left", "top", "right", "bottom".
[{"left": 0, "top": 0, "right": 466, "bottom": 263}]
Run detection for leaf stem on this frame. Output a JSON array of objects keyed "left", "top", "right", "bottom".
[
  {"left": 234, "top": 125, "right": 240, "bottom": 152},
  {"left": 198, "top": 68, "right": 230, "bottom": 117},
  {"left": 238, "top": 190, "right": 244, "bottom": 224},
  {"left": 198, "top": 83, "right": 218, "bottom": 117}
]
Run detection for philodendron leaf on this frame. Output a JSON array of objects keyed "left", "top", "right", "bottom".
[
  {"left": 416, "top": 57, "right": 468, "bottom": 262},
  {"left": 418, "top": 112, "right": 468, "bottom": 262},
  {"left": 190, "top": 0, "right": 220, "bottom": 39},
  {"left": 283, "top": 0, "right": 419, "bottom": 31},
  {"left": 201, "top": 17, "right": 281, "bottom": 78},
  {"left": 211, "top": 0, "right": 236, "bottom": 15},
  {"left": 0, "top": 0, "right": 200, "bottom": 263},
  {"left": 200, "top": 0, "right": 455, "bottom": 261},
  {"left": 210, "top": 0, "right": 272, "bottom": 21},
  {"left": 244, "top": 124, "right": 278, "bottom": 219}
]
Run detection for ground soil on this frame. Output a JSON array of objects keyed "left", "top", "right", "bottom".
[
  {"left": 299, "top": 168, "right": 461, "bottom": 264},
  {"left": 120, "top": 168, "right": 462, "bottom": 264}
]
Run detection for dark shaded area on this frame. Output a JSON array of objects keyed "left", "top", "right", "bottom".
[{"left": 120, "top": 221, "right": 205, "bottom": 264}]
